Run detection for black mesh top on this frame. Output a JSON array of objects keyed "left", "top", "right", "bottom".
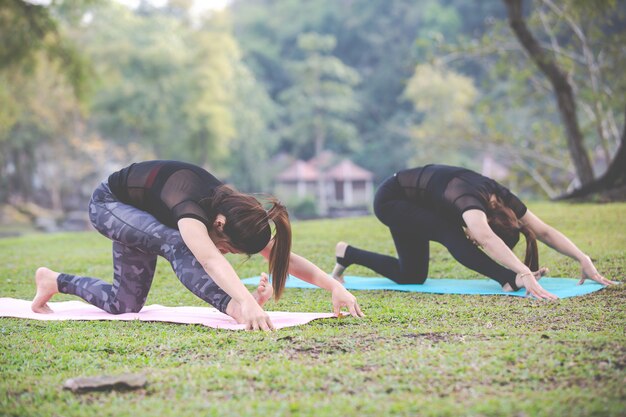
[
  {"left": 395, "top": 164, "right": 527, "bottom": 223},
  {"left": 108, "top": 160, "right": 223, "bottom": 230}
]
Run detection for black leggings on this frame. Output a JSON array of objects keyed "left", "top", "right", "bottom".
[{"left": 340, "top": 175, "right": 518, "bottom": 289}]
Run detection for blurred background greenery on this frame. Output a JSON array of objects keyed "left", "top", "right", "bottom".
[{"left": 0, "top": 0, "right": 624, "bottom": 231}]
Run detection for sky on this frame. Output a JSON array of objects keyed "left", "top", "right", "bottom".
[
  {"left": 25, "top": 0, "right": 232, "bottom": 13},
  {"left": 115, "top": 0, "right": 232, "bottom": 13}
]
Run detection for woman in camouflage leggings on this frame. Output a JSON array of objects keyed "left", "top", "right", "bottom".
[
  {"left": 32, "top": 160, "right": 363, "bottom": 330},
  {"left": 57, "top": 181, "right": 235, "bottom": 315}
]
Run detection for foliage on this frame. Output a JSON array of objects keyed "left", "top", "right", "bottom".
[
  {"left": 286, "top": 197, "right": 319, "bottom": 220},
  {"left": 0, "top": 0, "right": 96, "bottom": 100},
  {"left": 2, "top": 0, "right": 624, "bottom": 213},
  {"left": 1, "top": 202, "right": 625, "bottom": 416},
  {"left": 430, "top": 0, "right": 626, "bottom": 193},
  {"left": 278, "top": 32, "right": 361, "bottom": 159},
  {"left": 402, "top": 63, "right": 480, "bottom": 167},
  {"left": 81, "top": 3, "right": 236, "bottom": 167},
  {"left": 0, "top": 56, "right": 81, "bottom": 204},
  {"left": 231, "top": 0, "right": 493, "bottom": 180},
  {"left": 225, "top": 62, "right": 279, "bottom": 192},
  {"left": 265, "top": 0, "right": 625, "bottom": 195},
  {"left": 0, "top": 0, "right": 98, "bottom": 205}
]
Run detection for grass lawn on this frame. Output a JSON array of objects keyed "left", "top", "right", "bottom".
[{"left": 1, "top": 202, "right": 625, "bottom": 417}]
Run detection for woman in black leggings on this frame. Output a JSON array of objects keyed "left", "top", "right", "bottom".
[
  {"left": 32, "top": 160, "right": 363, "bottom": 330},
  {"left": 332, "top": 164, "right": 615, "bottom": 299}
]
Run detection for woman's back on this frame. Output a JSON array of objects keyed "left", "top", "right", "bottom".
[{"left": 395, "top": 164, "right": 527, "bottom": 221}]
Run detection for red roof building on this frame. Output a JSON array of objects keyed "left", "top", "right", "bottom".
[{"left": 274, "top": 155, "right": 374, "bottom": 217}]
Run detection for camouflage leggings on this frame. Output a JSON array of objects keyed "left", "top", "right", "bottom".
[{"left": 56, "top": 181, "right": 232, "bottom": 314}]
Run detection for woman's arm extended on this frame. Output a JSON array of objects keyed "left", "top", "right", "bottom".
[
  {"left": 178, "top": 218, "right": 274, "bottom": 330},
  {"left": 462, "top": 209, "right": 557, "bottom": 299},
  {"left": 260, "top": 244, "right": 364, "bottom": 317},
  {"left": 520, "top": 210, "right": 616, "bottom": 286}
]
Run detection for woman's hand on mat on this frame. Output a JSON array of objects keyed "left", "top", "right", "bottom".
[
  {"left": 579, "top": 256, "right": 617, "bottom": 286},
  {"left": 516, "top": 271, "right": 558, "bottom": 300},
  {"left": 240, "top": 299, "right": 274, "bottom": 331},
  {"left": 331, "top": 286, "right": 364, "bottom": 318}
]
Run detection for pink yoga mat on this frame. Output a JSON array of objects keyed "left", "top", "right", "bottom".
[{"left": 0, "top": 298, "right": 336, "bottom": 330}]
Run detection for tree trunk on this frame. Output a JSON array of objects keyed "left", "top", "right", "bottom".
[
  {"left": 503, "top": 0, "right": 595, "bottom": 185},
  {"left": 558, "top": 105, "right": 626, "bottom": 199}
]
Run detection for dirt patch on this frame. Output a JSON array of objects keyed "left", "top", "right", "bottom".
[
  {"left": 402, "top": 332, "right": 455, "bottom": 343},
  {"left": 281, "top": 333, "right": 387, "bottom": 359},
  {"left": 401, "top": 332, "right": 505, "bottom": 344}
]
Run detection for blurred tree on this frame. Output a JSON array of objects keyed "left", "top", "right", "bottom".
[
  {"left": 0, "top": 0, "right": 94, "bottom": 99},
  {"left": 564, "top": 107, "right": 626, "bottom": 199},
  {"left": 231, "top": 0, "right": 507, "bottom": 182},
  {"left": 402, "top": 63, "right": 481, "bottom": 167},
  {"left": 502, "top": 0, "right": 625, "bottom": 195},
  {"left": 184, "top": 15, "right": 238, "bottom": 167},
  {"left": 278, "top": 32, "right": 360, "bottom": 213},
  {"left": 0, "top": 58, "right": 79, "bottom": 205},
  {"left": 225, "top": 60, "right": 279, "bottom": 192},
  {"left": 426, "top": 0, "right": 625, "bottom": 197},
  {"left": 279, "top": 33, "right": 360, "bottom": 159},
  {"left": 82, "top": 4, "right": 189, "bottom": 158},
  {"left": 83, "top": 3, "right": 239, "bottom": 168},
  {"left": 0, "top": 0, "right": 96, "bottom": 205},
  {"left": 504, "top": 0, "right": 594, "bottom": 184}
]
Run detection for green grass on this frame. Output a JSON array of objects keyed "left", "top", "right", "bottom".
[{"left": 1, "top": 202, "right": 625, "bottom": 417}]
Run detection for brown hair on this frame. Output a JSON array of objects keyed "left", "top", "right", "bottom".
[
  {"left": 487, "top": 196, "right": 538, "bottom": 271},
  {"left": 203, "top": 185, "right": 292, "bottom": 300}
]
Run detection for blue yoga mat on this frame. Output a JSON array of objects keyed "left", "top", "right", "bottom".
[{"left": 241, "top": 276, "right": 607, "bottom": 298}]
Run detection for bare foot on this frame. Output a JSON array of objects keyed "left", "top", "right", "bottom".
[
  {"left": 331, "top": 242, "right": 349, "bottom": 284},
  {"left": 226, "top": 273, "right": 273, "bottom": 322},
  {"left": 252, "top": 273, "right": 273, "bottom": 307},
  {"left": 535, "top": 267, "right": 549, "bottom": 281},
  {"left": 336, "top": 241, "right": 348, "bottom": 258},
  {"left": 32, "top": 267, "right": 60, "bottom": 314},
  {"left": 330, "top": 264, "right": 346, "bottom": 284}
]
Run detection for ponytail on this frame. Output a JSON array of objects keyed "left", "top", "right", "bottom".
[
  {"left": 205, "top": 186, "right": 292, "bottom": 301},
  {"left": 267, "top": 199, "right": 292, "bottom": 301},
  {"left": 520, "top": 225, "right": 538, "bottom": 271}
]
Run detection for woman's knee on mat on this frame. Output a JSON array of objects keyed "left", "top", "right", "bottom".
[
  {"left": 104, "top": 302, "right": 143, "bottom": 315},
  {"left": 394, "top": 267, "right": 427, "bottom": 285}
]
